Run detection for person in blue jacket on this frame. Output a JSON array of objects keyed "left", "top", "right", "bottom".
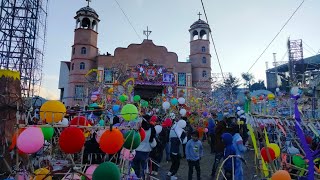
[
  {"left": 186, "top": 131, "right": 203, "bottom": 180},
  {"left": 208, "top": 113, "right": 217, "bottom": 154},
  {"left": 222, "top": 133, "right": 236, "bottom": 180},
  {"left": 232, "top": 126, "right": 247, "bottom": 180}
]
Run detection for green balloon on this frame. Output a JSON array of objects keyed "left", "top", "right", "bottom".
[
  {"left": 41, "top": 127, "right": 54, "bottom": 141},
  {"left": 133, "top": 95, "right": 141, "bottom": 102},
  {"left": 121, "top": 104, "right": 138, "bottom": 121},
  {"left": 124, "top": 130, "right": 141, "bottom": 149},
  {"left": 292, "top": 155, "right": 307, "bottom": 168},
  {"left": 92, "top": 162, "right": 120, "bottom": 180},
  {"left": 119, "top": 95, "right": 127, "bottom": 102},
  {"left": 141, "top": 100, "right": 148, "bottom": 108}
]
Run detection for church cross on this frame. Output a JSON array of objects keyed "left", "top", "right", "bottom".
[
  {"left": 143, "top": 26, "right": 152, "bottom": 40},
  {"left": 198, "top": 12, "right": 202, "bottom": 20},
  {"left": 86, "top": 0, "right": 91, "bottom": 6}
]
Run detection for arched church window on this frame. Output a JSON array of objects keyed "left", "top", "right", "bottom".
[
  {"left": 202, "top": 57, "right": 206, "bottom": 64},
  {"left": 202, "top": 46, "right": 206, "bottom": 52},
  {"left": 71, "top": 63, "right": 74, "bottom": 70},
  {"left": 72, "top": 47, "right": 75, "bottom": 55},
  {"left": 80, "top": 62, "right": 85, "bottom": 70},
  {"left": 81, "top": 47, "right": 87, "bottom": 54},
  {"left": 202, "top": 70, "right": 207, "bottom": 78}
]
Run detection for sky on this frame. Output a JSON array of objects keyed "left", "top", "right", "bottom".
[{"left": 40, "top": 0, "right": 320, "bottom": 100}]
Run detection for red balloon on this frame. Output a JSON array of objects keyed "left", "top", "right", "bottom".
[
  {"left": 99, "top": 129, "right": 124, "bottom": 154},
  {"left": 306, "top": 136, "right": 312, "bottom": 144},
  {"left": 162, "top": 118, "right": 172, "bottom": 127},
  {"left": 261, "top": 147, "right": 276, "bottom": 163},
  {"left": 150, "top": 116, "right": 157, "bottom": 122},
  {"left": 139, "top": 128, "right": 146, "bottom": 142},
  {"left": 59, "top": 127, "right": 85, "bottom": 154},
  {"left": 70, "top": 116, "right": 89, "bottom": 126}
]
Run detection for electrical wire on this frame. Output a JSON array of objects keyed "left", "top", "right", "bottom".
[
  {"left": 302, "top": 41, "right": 317, "bottom": 54},
  {"left": 200, "top": 0, "right": 225, "bottom": 81},
  {"left": 113, "top": 0, "right": 142, "bottom": 41},
  {"left": 247, "top": 0, "right": 305, "bottom": 72}
]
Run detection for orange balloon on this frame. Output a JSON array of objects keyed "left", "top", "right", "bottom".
[
  {"left": 271, "top": 170, "right": 291, "bottom": 180},
  {"left": 99, "top": 129, "right": 124, "bottom": 154},
  {"left": 9, "top": 128, "right": 25, "bottom": 151}
]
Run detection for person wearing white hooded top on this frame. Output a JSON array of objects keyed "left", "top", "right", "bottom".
[
  {"left": 132, "top": 116, "right": 157, "bottom": 179},
  {"left": 167, "top": 119, "right": 187, "bottom": 179}
]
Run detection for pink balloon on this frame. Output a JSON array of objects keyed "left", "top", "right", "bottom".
[
  {"left": 204, "top": 128, "right": 208, "bottom": 133},
  {"left": 95, "top": 130, "right": 105, "bottom": 143},
  {"left": 85, "top": 164, "right": 98, "bottom": 179},
  {"left": 17, "top": 127, "right": 44, "bottom": 154},
  {"left": 120, "top": 148, "right": 136, "bottom": 161},
  {"left": 17, "top": 170, "right": 29, "bottom": 180}
]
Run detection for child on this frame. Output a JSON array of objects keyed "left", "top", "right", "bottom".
[
  {"left": 186, "top": 131, "right": 203, "bottom": 180},
  {"left": 232, "top": 127, "right": 247, "bottom": 180},
  {"left": 222, "top": 133, "right": 236, "bottom": 180}
]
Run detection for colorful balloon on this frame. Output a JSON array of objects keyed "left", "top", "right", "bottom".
[
  {"left": 33, "top": 168, "right": 52, "bottom": 180},
  {"left": 86, "top": 165, "right": 98, "bottom": 179},
  {"left": 292, "top": 155, "right": 307, "bottom": 168},
  {"left": 139, "top": 128, "right": 146, "bottom": 142},
  {"left": 92, "top": 162, "right": 120, "bottom": 180},
  {"left": 179, "top": 109, "right": 186, "bottom": 116},
  {"left": 123, "top": 130, "right": 141, "bottom": 149},
  {"left": 17, "top": 127, "right": 44, "bottom": 154},
  {"left": 40, "top": 100, "right": 66, "bottom": 123},
  {"left": 178, "top": 97, "right": 185, "bottom": 104},
  {"left": 121, "top": 104, "right": 138, "bottom": 121},
  {"left": 271, "top": 170, "right": 291, "bottom": 180},
  {"left": 260, "top": 147, "right": 276, "bottom": 163},
  {"left": 99, "top": 129, "right": 124, "bottom": 154},
  {"left": 70, "top": 116, "right": 89, "bottom": 126},
  {"left": 267, "top": 143, "right": 280, "bottom": 158},
  {"left": 133, "top": 95, "right": 141, "bottom": 102},
  {"left": 119, "top": 95, "right": 127, "bottom": 102},
  {"left": 162, "top": 102, "right": 170, "bottom": 110},
  {"left": 112, "top": 105, "right": 120, "bottom": 112},
  {"left": 59, "top": 127, "right": 85, "bottom": 154},
  {"left": 41, "top": 127, "right": 54, "bottom": 141},
  {"left": 170, "top": 98, "right": 178, "bottom": 105}
]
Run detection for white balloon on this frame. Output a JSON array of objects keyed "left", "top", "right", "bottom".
[
  {"left": 291, "top": 87, "right": 300, "bottom": 96},
  {"left": 276, "top": 88, "right": 280, "bottom": 92},
  {"left": 162, "top": 101, "right": 170, "bottom": 110},
  {"left": 178, "top": 97, "right": 185, "bottom": 104},
  {"left": 61, "top": 118, "right": 69, "bottom": 125},
  {"left": 177, "top": 120, "right": 186, "bottom": 129},
  {"left": 175, "top": 127, "right": 183, "bottom": 137},
  {"left": 179, "top": 109, "right": 186, "bottom": 116},
  {"left": 155, "top": 125, "right": 163, "bottom": 134},
  {"left": 170, "top": 113, "right": 176, "bottom": 119},
  {"left": 237, "top": 106, "right": 241, "bottom": 111}
]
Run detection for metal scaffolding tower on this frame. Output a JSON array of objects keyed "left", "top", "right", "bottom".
[
  {"left": 288, "top": 38, "right": 303, "bottom": 86},
  {"left": 0, "top": 0, "right": 48, "bottom": 98}
]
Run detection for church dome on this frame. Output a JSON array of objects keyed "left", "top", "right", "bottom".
[
  {"left": 76, "top": 6, "right": 99, "bottom": 18},
  {"left": 190, "top": 19, "right": 210, "bottom": 31}
]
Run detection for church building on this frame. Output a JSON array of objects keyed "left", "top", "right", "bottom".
[{"left": 58, "top": 4, "right": 212, "bottom": 106}]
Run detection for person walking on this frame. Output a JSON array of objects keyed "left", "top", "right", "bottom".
[
  {"left": 208, "top": 113, "right": 217, "bottom": 154},
  {"left": 186, "top": 131, "right": 203, "bottom": 180}
]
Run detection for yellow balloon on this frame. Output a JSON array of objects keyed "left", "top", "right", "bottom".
[
  {"left": 268, "top": 143, "right": 280, "bottom": 158},
  {"left": 84, "top": 124, "right": 91, "bottom": 138},
  {"left": 108, "top": 88, "right": 114, "bottom": 94},
  {"left": 40, "top": 100, "right": 66, "bottom": 123},
  {"left": 34, "top": 168, "right": 52, "bottom": 180},
  {"left": 267, "top": 93, "right": 275, "bottom": 100}
]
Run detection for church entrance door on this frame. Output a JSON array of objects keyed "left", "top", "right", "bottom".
[{"left": 134, "top": 85, "right": 163, "bottom": 101}]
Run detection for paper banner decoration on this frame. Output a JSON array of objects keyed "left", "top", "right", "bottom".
[
  {"left": 294, "top": 98, "right": 314, "bottom": 180},
  {"left": 247, "top": 124, "right": 269, "bottom": 177}
]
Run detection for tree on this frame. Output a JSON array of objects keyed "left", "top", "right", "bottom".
[
  {"left": 241, "top": 72, "right": 254, "bottom": 89},
  {"left": 217, "top": 74, "right": 240, "bottom": 94},
  {"left": 250, "top": 80, "right": 266, "bottom": 91}
]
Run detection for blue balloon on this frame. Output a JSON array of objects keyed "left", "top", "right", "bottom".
[
  {"left": 170, "top": 98, "right": 178, "bottom": 105},
  {"left": 99, "top": 119, "right": 105, "bottom": 126},
  {"left": 112, "top": 105, "right": 120, "bottom": 112}
]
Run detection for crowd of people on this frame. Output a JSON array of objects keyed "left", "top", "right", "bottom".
[{"left": 128, "top": 110, "right": 249, "bottom": 180}]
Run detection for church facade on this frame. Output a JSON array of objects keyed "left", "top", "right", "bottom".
[{"left": 58, "top": 5, "right": 212, "bottom": 106}]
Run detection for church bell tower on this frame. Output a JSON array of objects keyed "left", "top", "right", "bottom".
[
  {"left": 67, "top": 1, "right": 100, "bottom": 106},
  {"left": 189, "top": 13, "right": 212, "bottom": 94}
]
